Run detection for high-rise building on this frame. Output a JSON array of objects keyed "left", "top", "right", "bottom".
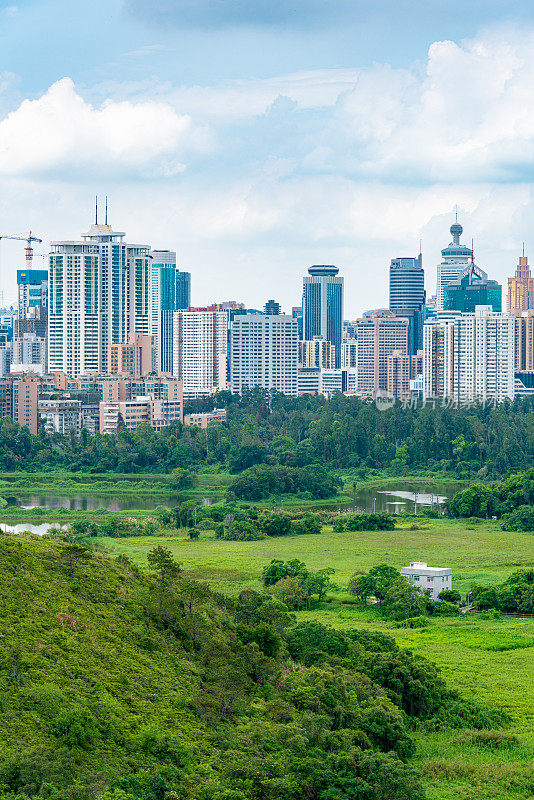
[
  {"left": 172, "top": 310, "right": 228, "bottom": 399},
  {"left": 264, "top": 300, "right": 281, "bottom": 315},
  {"left": 423, "top": 307, "right": 515, "bottom": 404},
  {"left": 444, "top": 263, "right": 502, "bottom": 313},
  {"left": 230, "top": 314, "right": 298, "bottom": 395},
  {"left": 354, "top": 310, "right": 409, "bottom": 396},
  {"left": 436, "top": 220, "right": 473, "bottom": 310},
  {"left": 387, "top": 350, "right": 423, "bottom": 401},
  {"left": 302, "top": 265, "right": 343, "bottom": 367},
  {"left": 299, "top": 336, "right": 336, "bottom": 369},
  {"left": 150, "top": 250, "right": 191, "bottom": 373},
  {"left": 292, "top": 306, "right": 303, "bottom": 339},
  {"left": 389, "top": 254, "right": 426, "bottom": 354},
  {"left": 17, "top": 269, "right": 48, "bottom": 322},
  {"left": 513, "top": 310, "right": 534, "bottom": 370},
  {"left": 49, "top": 219, "right": 151, "bottom": 377},
  {"left": 507, "top": 250, "right": 534, "bottom": 314},
  {"left": 341, "top": 337, "right": 358, "bottom": 368}
]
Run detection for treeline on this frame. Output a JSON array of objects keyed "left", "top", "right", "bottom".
[
  {"left": 471, "top": 569, "right": 534, "bottom": 614},
  {"left": 0, "top": 535, "right": 509, "bottom": 800},
  {"left": 1, "top": 389, "right": 534, "bottom": 476},
  {"left": 449, "top": 468, "right": 534, "bottom": 519}
]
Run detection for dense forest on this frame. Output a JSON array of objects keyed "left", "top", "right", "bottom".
[
  {"left": 1, "top": 390, "right": 534, "bottom": 477},
  {"left": 0, "top": 535, "right": 509, "bottom": 800}
]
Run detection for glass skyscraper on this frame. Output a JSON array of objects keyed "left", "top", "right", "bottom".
[
  {"left": 389, "top": 254, "right": 426, "bottom": 354},
  {"left": 443, "top": 263, "right": 502, "bottom": 313},
  {"left": 302, "top": 265, "right": 343, "bottom": 368},
  {"left": 150, "top": 250, "right": 191, "bottom": 373},
  {"left": 436, "top": 221, "right": 473, "bottom": 310}
]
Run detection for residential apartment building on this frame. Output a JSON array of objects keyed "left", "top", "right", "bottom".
[
  {"left": 230, "top": 314, "right": 298, "bottom": 395},
  {"left": 423, "top": 307, "right": 515, "bottom": 404},
  {"left": 354, "top": 310, "right": 409, "bottom": 396},
  {"left": 297, "top": 367, "right": 343, "bottom": 397},
  {"left": 49, "top": 220, "right": 151, "bottom": 377},
  {"left": 108, "top": 333, "right": 157, "bottom": 377},
  {"left": 299, "top": 336, "right": 336, "bottom": 369},
  {"left": 184, "top": 408, "right": 227, "bottom": 428},
  {"left": 99, "top": 394, "right": 183, "bottom": 435},
  {"left": 38, "top": 398, "right": 82, "bottom": 435},
  {"left": 150, "top": 250, "right": 190, "bottom": 372},
  {"left": 387, "top": 350, "right": 423, "bottom": 401},
  {"left": 172, "top": 309, "right": 228, "bottom": 399}
]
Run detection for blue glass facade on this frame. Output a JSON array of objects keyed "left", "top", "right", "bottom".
[
  {"left": 302, "top": 266, "right": 343, "bottom": 367},
  {"left": 389, "top": 255, "right": 426, "bottom": 354}
]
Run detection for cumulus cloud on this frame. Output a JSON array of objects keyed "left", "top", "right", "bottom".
[
  {"left": 0, "top": 77, "right": 211, "bottom": 178},
  {"left": 326, "top": 32, "right": 534, "bottom": 183}
]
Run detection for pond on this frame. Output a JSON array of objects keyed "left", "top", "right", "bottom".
[
  {"left": 0, "top": 521, "right": 69, "bottom": 536},
  {"left": 6, "top": 481, "right": 462, "bottom": 513}
]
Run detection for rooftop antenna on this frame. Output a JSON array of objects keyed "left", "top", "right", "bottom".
[
  {"left": 105, "top": 196, "right": 108, "bottom": 226},
  {"left": 471, "top": 238, "right": 474, "bottom": 265},
  {"left": 95, "top": 195, "right": 98, "bottom": 225},
  {"left": 523, "top": 242, "right": 525, "bottom": 257},
  {"left": 419, "top": 238, "right": 422, "bottom": 256},
  {"left": 455, "top": 204, "right": 458, "bottom": 223}
]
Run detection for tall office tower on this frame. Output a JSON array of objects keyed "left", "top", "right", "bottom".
[
  {"left": 423, "top": 308, "right": 515, "bottom": 404},
  {"left": 172, "top": 310, "right": 228, "bottom": 399},
  {"left": 302, "top": 265, "right": 343, "bottom": 367},
  {"left": 0, "top": 327, "right": 11, "bottom": 376},
  {"left": 436, "top": 220, "right": 473, "bottom": 310},
  {"left": 230, "top": 314, "right": 298, "bottom": 396},
  {"left": 264, "top": 300, "right": 281, "bottom": 315},
  {"left": 49, "top": 219, "right": 151, "bottom": 378},
  {"left": 354, "top": 310, "right": 409, "bottom": 396},
  {"left": 300, "top": 336, "right": 336, "bottom": 369},
  {"left": 389, "top": 254, "right": 426, "bottom": 354},
  {"left": 150, "top": 250, "right": 191, "bottom": 373},
  {"left": 507, "top": 251, "right": 534, "bottom": 314},
  {"left": 444, "top": 263, "right": 502, "bottom": 312},
  {"left": 341, "top": 337, "right": 358, "bottom": 368}
]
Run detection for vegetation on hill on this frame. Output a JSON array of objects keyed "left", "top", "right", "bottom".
[
  {"left": 0, "top": 535, "right": 510, "bottom": 800},
  {"left": 470, "top": 569, "right": 534, "bottom": 614},
  {"left": 1, "top": 390, "right": 534, "bottom": 477}
]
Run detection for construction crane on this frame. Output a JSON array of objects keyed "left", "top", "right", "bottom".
[{"left": 0, "top": 231, "right": 43, "bottom": 271}]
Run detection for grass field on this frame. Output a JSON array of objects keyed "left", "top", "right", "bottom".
[{"left": 94, "top": 517, "right": 534, "bottom": 800}]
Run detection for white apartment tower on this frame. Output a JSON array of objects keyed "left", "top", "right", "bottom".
[
  {"left": 172, "top": 310, "right": 228, "bottom": 399},
  {"left": 230, "top": 314, "right": 298, "bottom": 395},
  {"left": 423, "top": 307, "right": 515, "bottom": 404},
  {"left": 49, "top": 219, "right": 151, "bottom": 377},
  {"left": 436, "top": 220, "right": 473, "bottom": 310}
]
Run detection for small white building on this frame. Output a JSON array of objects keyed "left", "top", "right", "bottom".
[{"left": 401, "top": 561, "right": 452, "bottom": 601}]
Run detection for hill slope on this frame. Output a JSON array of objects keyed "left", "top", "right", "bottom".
[{"left": 0, "top": 535, "right": 504, "bottom": 800}]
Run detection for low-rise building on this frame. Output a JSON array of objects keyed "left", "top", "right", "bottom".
[
  {"left": 38, "top": 398, "right": 82, "bottom": 435},
  {"left": 99, "top": 394, "right": 183, "bottom": 434},
  {"left": 400, "top": 561, "right": 452, "bottom": 601},
  {"left": 184, "top": 408, "right": 227, "bottom": 428}
]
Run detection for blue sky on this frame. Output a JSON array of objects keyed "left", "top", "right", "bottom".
[{"left": 1, "top": 0, "right": 534, "bottom": 312}]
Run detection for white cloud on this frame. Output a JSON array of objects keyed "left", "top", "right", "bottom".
[
  {"left": 329, "top": 30, "right": 534, "bottom": 182},
  {"left": 0, "top": 77, "right": 212, "bottom": 178}
]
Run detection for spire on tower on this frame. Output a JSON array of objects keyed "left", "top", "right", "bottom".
[
  {"left": 105, "top": 196, "right": 108, "bottom": 226},
  {"left": 95, "top": 195, "right": 98, "bottom": 225}
]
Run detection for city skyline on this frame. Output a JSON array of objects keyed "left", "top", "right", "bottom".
[{"left": 2, "top": 3, "right": 534, "bottom": 313}]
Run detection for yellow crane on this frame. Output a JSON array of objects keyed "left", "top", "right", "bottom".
[{"left": 0, "top": 231, "right": 43, "bottom": 271}]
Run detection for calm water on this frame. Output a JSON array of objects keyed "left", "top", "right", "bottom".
[
  {"left": 8, "top": 482, "right": 461, "bottom": 513},
  {"left": 1, "top": 522, "right": 69, "bottom": 536}
]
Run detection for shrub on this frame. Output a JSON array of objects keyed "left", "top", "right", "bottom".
[
  {"left": 216, "top": 520, "right": 265, "bottom": 541},
  {"left": 395, "top": 616, "right": 430, "bottom": 628},
  {"left": 455, "top": 730, "right": 519, "bottom": 749},
  {"left": 290, "top": 514, "right": 322, "bottom": 536},
  {"left": 502, "top": 505, "right": 534, "bottom": 531}
]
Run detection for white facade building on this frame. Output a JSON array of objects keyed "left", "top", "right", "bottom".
[
  {"left": 401, "top": 562, "right": 452, "bottom": 601},
  {"left": 172, "top": 310, "right": 228, "bottom": 399},
  {"left": 298, "top": 367, "right": 343, "bottom": 396},
  {"left": 12, "top": 332, "right": 47, "bottom": 374},
  {"left": 231, "top": 314, "right": 298, "bottom": 395},
  {"left": 38, "top": 398, "right": 82, "bottom": 435},
  {"left": 48, "top": 222, "right": 151, "bottom": 377},
  {"left": 423, "top": 307, "right": 515, "bottom": 404},
  {"left": 436, "top": 221, "right": 473, "bottom": 310}
]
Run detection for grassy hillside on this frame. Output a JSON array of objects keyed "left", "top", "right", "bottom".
[
  {"left": 3, "top": 532, "right": 503, "bottom": 800},
  {"left": 93, "top": 518, "right": 534, "bottom": 800}
]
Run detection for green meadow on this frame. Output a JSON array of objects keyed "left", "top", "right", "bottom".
[{"left": 95, "top": 517, "right": 534, "bottom": 800}]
